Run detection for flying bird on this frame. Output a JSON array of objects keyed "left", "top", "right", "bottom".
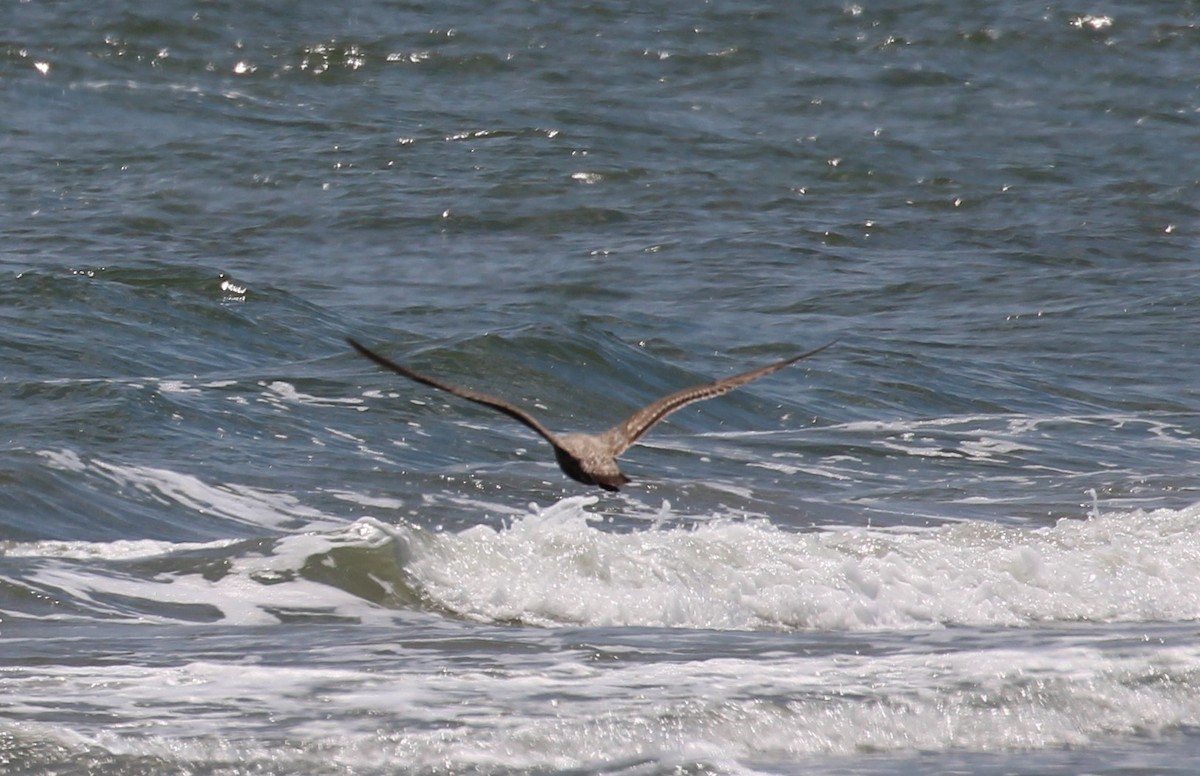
[{"left": 348, "top": 337, "right": 833, "bottom": 491}]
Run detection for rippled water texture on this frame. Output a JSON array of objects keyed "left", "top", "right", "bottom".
[{"left": 3, "top": 0, "right": 1199, "bottom": 773}]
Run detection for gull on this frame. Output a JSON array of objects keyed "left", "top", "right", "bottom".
[{"left": 348, "top": 337, "right": 834, "bottom": 491}]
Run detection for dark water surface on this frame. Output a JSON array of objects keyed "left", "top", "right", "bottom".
[{"left": 3, "top": 1, "right": 1200, "bottom": 773}]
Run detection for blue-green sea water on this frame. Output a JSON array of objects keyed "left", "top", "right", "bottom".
[{"left": 3, "top": 1, "right": 1200, "bottom": 773}]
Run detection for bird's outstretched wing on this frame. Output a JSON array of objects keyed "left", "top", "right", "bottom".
[
  {"left": 602, "top": 340, "right": 836, "bottom": 456},
  {"left": 347, "top": 338, "right": 564, "bottom": 448}
]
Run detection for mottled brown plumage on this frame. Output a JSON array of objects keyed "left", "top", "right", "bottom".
[{"left": 348, "top": 337, "right": 833, "bottom": 491}]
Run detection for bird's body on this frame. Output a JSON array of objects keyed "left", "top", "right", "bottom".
[
  {"left": 347, "top": 337, "right": 833, "bottom": 491},
  {"left": 552, "top": 431, "right": 630, "bottom": 491}
]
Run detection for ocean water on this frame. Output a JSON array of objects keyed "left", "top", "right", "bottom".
[{"left": 3, "top": 0, "right": 1200, "bottom": 773}]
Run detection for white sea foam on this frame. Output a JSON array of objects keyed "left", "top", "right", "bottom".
[
  {"left": 14, "top": 451, "right": 1200, "bottom": 634},
  {"left": 3, "top": 537, "right": 239, "bottom": 561},
  {"left": 8, "top": 518, "right": 403, "bottom": 626},
  {"left": 4, "top": 637, "right": 1200, "bottom": 770},
  {"left": 10, "top": 452, "right": 399, "bottom": 624},
  {"left": 155, "top": 379, "right": 198, "bottom": 394},
  {"left": 260, "top": 381, "right": 364, "bottom": 408},
  {"left": 7, "top": 472, "right": 1200, "bottom": 771},
  {"left": 36, "top": 449, "right": 343, "bottom": 532},
  {"left": 401, "top": 496, "right": 1200, "bottom": 631}
]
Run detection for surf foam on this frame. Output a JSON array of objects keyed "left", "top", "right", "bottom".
[{"left": 401, "top": 496, "right": 1200, "bottom": 631}]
